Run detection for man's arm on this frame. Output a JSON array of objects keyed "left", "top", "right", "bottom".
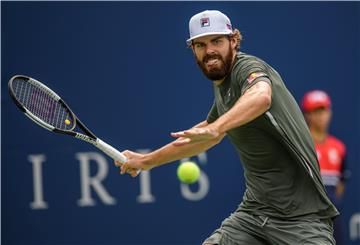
[
  {"left": 214, "top": 81, "right": 272, "bottom": 133},
  {"left": 120, "top": 81, "right": 270, "bottom": 175},
  {"left": 171, "top": 81, "right": 272, "bottom": 145},
  {"left": 147, "top": 121, "right": 225, "bottom": 165},
  {"left": 118, "top": 120, "right": 225, "bottom": 175}
]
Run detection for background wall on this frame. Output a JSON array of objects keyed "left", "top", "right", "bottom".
[{"left": 2, "top": 2, "right": 359, "bottom": 245}]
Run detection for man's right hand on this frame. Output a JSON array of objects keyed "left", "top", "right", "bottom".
[{"left": 114, "top": 150, "right": 154, "bottom": 177}]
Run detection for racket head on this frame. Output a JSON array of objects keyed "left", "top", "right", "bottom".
[{"left": 8, "top": 75, "right": 77, "bottom": 132}]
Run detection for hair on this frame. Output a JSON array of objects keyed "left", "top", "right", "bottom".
[{"left": 230, "top": 28, "right": 243, "bottom": 51}]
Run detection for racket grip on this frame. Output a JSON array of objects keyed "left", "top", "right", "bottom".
[
  {"left": 95, "top": 138, "right": 141, "bottom": 175},
  {"left": 95, "top": 138, "right": 127, "bottom": 163}
]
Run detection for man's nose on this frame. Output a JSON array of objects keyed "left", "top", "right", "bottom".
[{"left": 205, "top": 43, "right": 217, "bottom": 54}]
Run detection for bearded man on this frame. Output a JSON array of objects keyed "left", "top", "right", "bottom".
[{"left": 118, "top": 10, "right": 338, "bottom": 245}]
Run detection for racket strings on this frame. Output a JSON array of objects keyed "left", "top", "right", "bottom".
[{"left": 12, "top": 78, "right": 74, "bottom": 130}]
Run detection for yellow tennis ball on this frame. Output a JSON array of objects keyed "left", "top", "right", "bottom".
[
  {"left": 177, "top": 161, "right": 200, "bottom": 184},
  {"left": 64, "top": 119, "right": 71, "bottom": 125}
]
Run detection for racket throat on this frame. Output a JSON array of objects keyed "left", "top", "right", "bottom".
[
  {"left": 75, "top": 133, "right": 97, "bottom": 144},
  {"left": 75, "top": 134, "right": 128, "bottom": 164}
]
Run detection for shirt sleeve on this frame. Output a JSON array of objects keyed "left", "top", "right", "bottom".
[
  {"left": 234, "top": 59, "right": 272, "bottom": 95},
  {"left": 206, "top": 101, "right": 218, "bottom": 124}
]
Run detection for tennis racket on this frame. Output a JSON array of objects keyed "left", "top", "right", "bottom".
[{"left": 8, "top": 75, "right": 134, "bottom": 171}]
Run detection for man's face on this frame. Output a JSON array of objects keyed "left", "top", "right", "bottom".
[
  {"left": 305, "top": 107, "right": 332, "bottom": 131},
  {"left": 192, "top": 35, "right": 236, "bottom": 81}
]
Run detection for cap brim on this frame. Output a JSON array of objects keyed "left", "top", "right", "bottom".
[
  {"left": 303, "top": 103, "right": 331, "bottom": 112},
  {"left": 186, "top": 30, "right": 233, "bottom": 45}
]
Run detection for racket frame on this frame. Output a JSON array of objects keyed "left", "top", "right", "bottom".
[{"left": 8, "top": 75, "right": 129, "bottom": 165}]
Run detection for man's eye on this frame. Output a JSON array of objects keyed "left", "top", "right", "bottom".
[
  {"left": 194, "top": 43, "right": 205, "bottom": 48},
  {"left": 213, "top": 39, "right": 222, "bottom": 45}
]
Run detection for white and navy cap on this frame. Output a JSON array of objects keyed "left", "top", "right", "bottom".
[{"left": 187, "top": 10, "right": 233, "bottom": 45}]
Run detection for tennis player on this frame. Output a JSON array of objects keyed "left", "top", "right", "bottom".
[{"left": 118, "top": 10, "right": 338, "bottom": 244}]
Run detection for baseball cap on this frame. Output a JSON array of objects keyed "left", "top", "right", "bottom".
[
  {"left": 301, "top": 90, "right": 331, "bottom": 112},
  {"left": 187, "top": 10, "right": 233, "bottom": 45}
]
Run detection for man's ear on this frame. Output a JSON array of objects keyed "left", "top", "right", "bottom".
[{"left": 230, "top": 37, "right": 237, "bottom": 50}]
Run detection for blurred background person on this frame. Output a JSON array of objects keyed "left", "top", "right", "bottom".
[{"left": 301, "top": 90, "right": 349, "bottom": 245}]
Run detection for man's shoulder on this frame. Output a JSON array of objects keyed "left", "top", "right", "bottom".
[
  {"left": 231, "top": 52, "right": 271, "bottom": 83},
  {"left": 236, "top": 52, "right": 265, "bottom": 63},
  {"left": 236, "top": 52, "right": 255, "bottom": 62},
  {"left": 233, "top": 52, "right": 268, "bottom": 72},
  {"left": 326, "top": 135, "right": 346, "bottom": 153}
]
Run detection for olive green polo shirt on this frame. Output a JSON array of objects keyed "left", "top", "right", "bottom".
[{"left": 207, "top": 52, "right": 338, "bottom": 219}]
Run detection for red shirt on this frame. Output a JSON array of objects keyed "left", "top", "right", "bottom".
[{"left": 315, "top": 135, "right": 346, "bottom": 186}]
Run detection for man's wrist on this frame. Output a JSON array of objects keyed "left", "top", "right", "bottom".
[
  {"left": 143, "top": 152, "right": 158, "bottom": 169},
  {"left": 211, "top": 120, "right": 226, "bottom": 135}
]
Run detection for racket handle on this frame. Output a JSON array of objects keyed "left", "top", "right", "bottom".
[
  {"left": 95, "top": 138, "right": 127, "bottom": 163},
  {"left": 95, "top": 138, "right": 141, "bottom": 174}
]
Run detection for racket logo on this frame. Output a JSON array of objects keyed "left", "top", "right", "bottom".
[{"left": 75, "top": 134, "right": 95, "bottom": 144}]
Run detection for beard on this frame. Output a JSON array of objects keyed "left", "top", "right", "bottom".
[{"left": 196, "top": 46, "right": 234, "bottom": 81}]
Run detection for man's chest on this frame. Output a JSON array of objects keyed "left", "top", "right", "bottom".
[{"left": 214, "top": 83, "right": 240, "bottom": 114}]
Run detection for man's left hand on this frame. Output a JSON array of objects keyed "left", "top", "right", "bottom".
[{"left": 171, "top": 126, "right": 220, "bottom": 146}]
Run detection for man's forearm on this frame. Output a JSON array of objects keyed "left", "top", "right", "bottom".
[{"left": 144, "top": 135, "right": 223, "bottom": 168}]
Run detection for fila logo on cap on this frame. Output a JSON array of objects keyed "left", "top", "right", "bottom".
[{"left": 201, "top": 17, "right": 210, "bottom": 27}]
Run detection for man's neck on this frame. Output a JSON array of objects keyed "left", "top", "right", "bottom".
[
  {"left": 214, "top": 78, "right": 226, "bottom": 86},
  {"left": 310, "top": 128, "right": 328, "bottom": 143}
]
